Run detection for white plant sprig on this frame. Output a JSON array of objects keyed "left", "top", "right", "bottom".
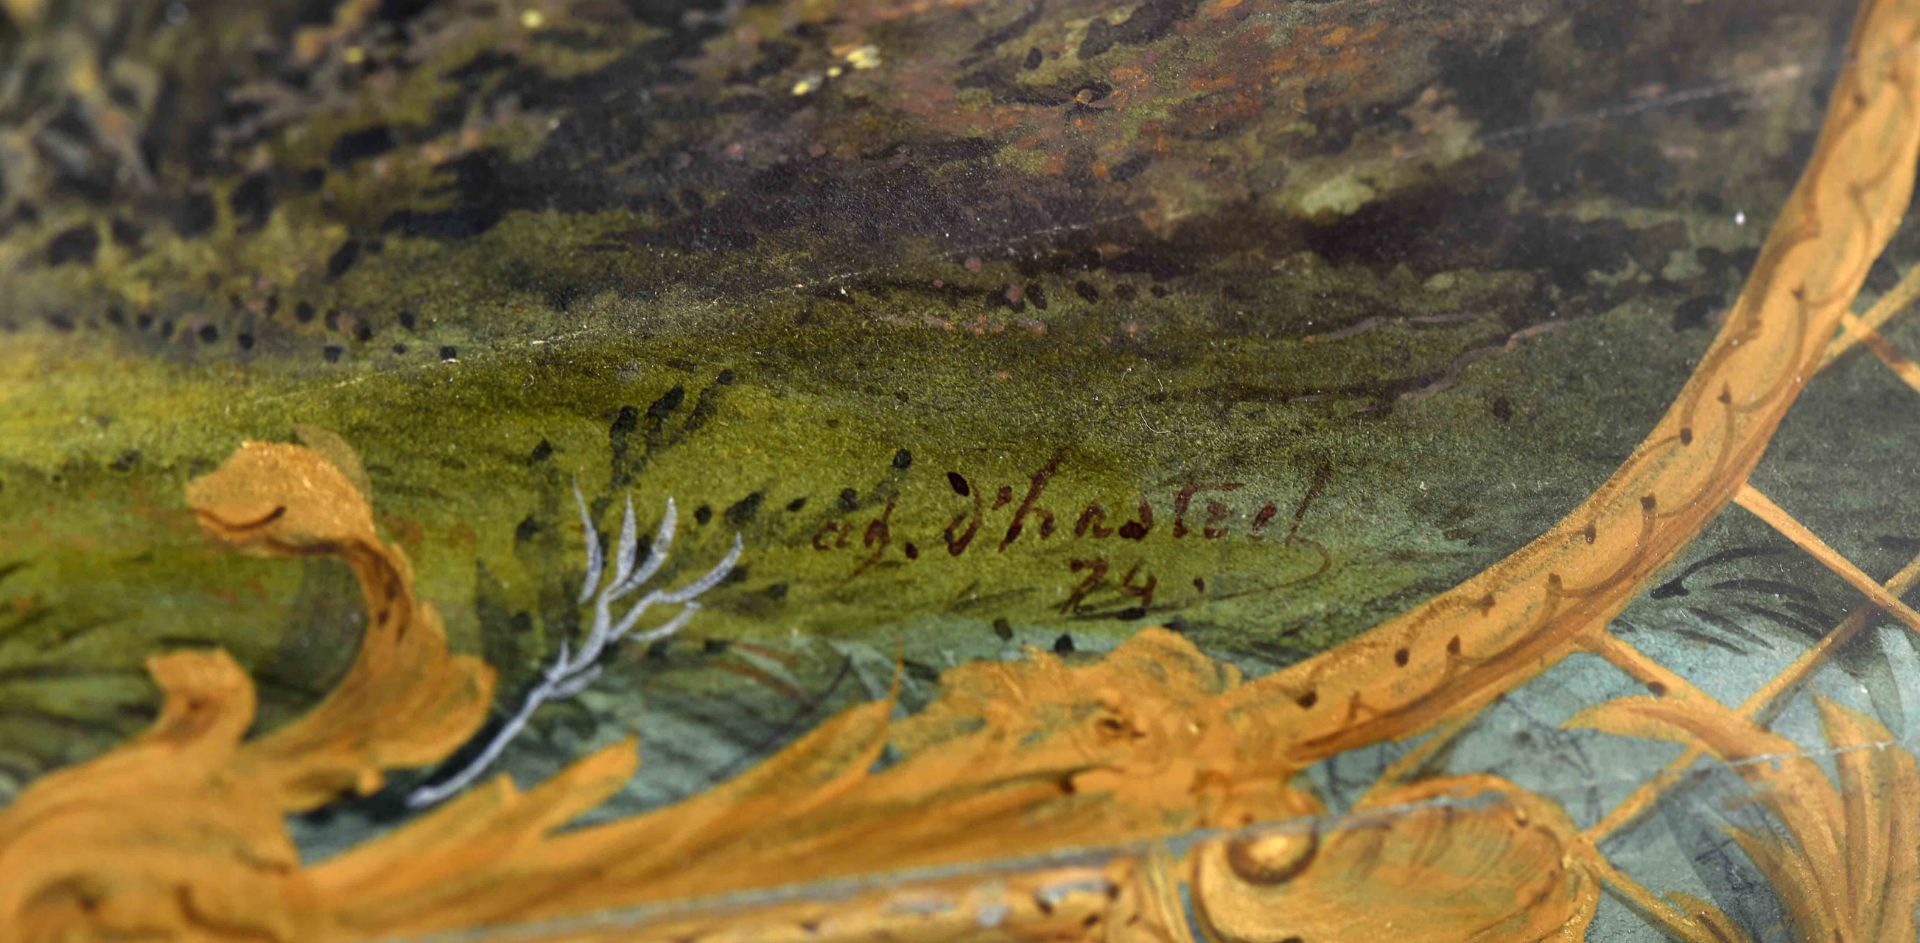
[{"left": 407, "top": 484, "right": 743, "bottom": 809}]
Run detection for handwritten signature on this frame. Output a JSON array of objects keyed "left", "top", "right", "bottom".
[{"left": 808, "top": 451, "right": 1332, "bottom": 617}]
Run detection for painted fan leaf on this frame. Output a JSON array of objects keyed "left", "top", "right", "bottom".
[{"left": 1570, "top": 694, "right": 1920, "bottom": 942}]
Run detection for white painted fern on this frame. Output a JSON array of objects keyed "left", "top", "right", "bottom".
[{"left": 407, "top": 484, "right": 742, "bottom": 809}]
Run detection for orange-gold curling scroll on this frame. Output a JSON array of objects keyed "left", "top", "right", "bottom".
[
  {"left": 3, "top": 0, "right": 1920, "bottom": 937},
  {"left": 0, "top": 441, "right": 1595, "bottom": 942}
]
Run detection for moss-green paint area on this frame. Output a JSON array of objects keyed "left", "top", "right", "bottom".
[
  {"left": 0, "top": 0, "right": 1872, "bottom": 815},
  {"left": 0, "top": 247, "right": 1707, "bottom": 796}
]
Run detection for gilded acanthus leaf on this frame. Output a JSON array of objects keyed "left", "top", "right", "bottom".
[{"left": 1570, "top": 694, "right": 1920, "bottom": 943}]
